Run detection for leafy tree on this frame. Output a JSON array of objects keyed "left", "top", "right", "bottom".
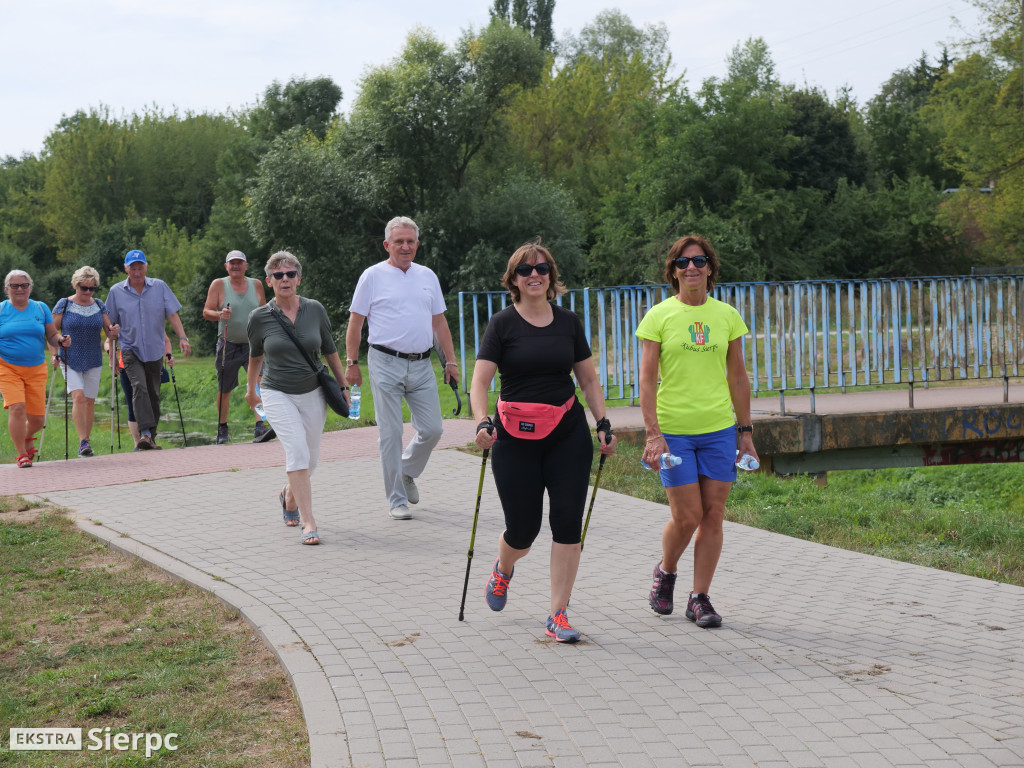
[
  {"left": 504, "top": 10, "right": 678, "bottom": 253},
  {"left": 38, "top": 108, "right": 132, "bottom": 260},
  {"left": 490, "top": 0, "right": 554, "bottom": 50},
  {"left": 247, "top": 77, "right": 342, "bottom": 141},
  {"left": 781, "top": 88, "right": 868, "bottom": 192},
  {"left": 925, "top": 0, "right": 1024, "bottom": 262},
  {"left": 866, "top": 52, "right": 955, "bottom": 188}
]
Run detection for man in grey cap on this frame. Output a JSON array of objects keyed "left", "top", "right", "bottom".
[
  {"left": 105, "top": 249, "right": 192, "bottom": 450},
  {"left": 202, "top": 250, "right": 272, "bottom": 443}
]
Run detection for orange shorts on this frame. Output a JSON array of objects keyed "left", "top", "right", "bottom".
[{"left": 0, "top": 356, "right": 49, "bottom": 416}]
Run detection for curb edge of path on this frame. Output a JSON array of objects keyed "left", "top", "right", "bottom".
[{"left": 74, "top": 515, "right": 344, "bottom": 768}]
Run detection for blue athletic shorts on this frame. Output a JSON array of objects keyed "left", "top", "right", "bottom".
[{"left": 658, "top": 425, "right": 737, "bottom": 487}]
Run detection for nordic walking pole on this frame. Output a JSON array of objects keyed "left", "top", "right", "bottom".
[
  {"left": 113, "top": 342, "right": 122, "bottom": 450},
  {"left": 433, "top": 335, "right": 462, "bottom": 415},
  {"left": 108, "top": 342, "right": 116, "bottom": 453},
  {"left": 62, "top": 351, "right": 69, "bottom": 461},
  {"left": 218, "top": 303, "right": 230, "bottom": 426},
  {"left": 37, "top": 361, "right": 58, "bottom": 461},
  {"left": 167, "top": 353, "right": 187, "bottom": 447},
  {"left": 581, "top": 426, "right": 614, "bottom": 551},
  {"left": 458, "top": 447, "right": 490, "bottom": 621}
]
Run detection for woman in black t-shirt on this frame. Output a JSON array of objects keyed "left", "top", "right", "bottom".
[{"left": 470, "top": 242, "right": 616, "bottom": 644}]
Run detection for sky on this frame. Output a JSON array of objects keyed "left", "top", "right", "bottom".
[{"left": 0, "top": 0, "right": 985, "bottom": 158}]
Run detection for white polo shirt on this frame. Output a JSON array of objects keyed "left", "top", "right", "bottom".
[{"left": 350, "top": 260, "right": 446, "bottom": 354}]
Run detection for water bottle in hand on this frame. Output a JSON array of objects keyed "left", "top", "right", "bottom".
[
  {"left": 348, "top": 384, "right": 361, "bottom": 420},
  {"left": 254, "top": 384, "right": 269, "bottom": 425},
  {"left": 736, "top": 450, "right": 760, "bottom": 471},
  {"left": 641, "top": 452, "right": 682, "bottom": 470}
]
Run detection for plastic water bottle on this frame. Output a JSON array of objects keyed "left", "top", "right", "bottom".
[
  {"left": 736, "top": 450, "right": 760, "bottom": 471},
  {"left": 348, "top": 384, "right": 361, "bottom": 420},
  {"left": 641, "top": 453, "right": 682, "bottom": 470},
  {"left": 254, "top": 384, "right": 269, "bottom": 425}
]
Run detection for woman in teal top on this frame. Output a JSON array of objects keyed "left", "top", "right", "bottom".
[
  {"left": 0, "top": 270, "right": 69, "bottom": 467},
  {"left": 635, "top": 235, "right": 758, "bottom": 629}
]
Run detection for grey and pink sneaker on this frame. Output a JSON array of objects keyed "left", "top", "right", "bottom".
[
  {"left": 649, "top": 562, "right": 677, "bottom": 615},
  {"left": 686, "top": 593, "right": 722, "bottom": 628}
]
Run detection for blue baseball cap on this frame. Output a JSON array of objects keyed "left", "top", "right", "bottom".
[{"left": 124, "top": 249, "right": 147, "bottom": 265}]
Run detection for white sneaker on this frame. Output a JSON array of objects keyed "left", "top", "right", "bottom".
[
  {"left": 402, "top": 474, "right": 419, "bottom": 504},
  {"left": 389, "top": 504, "right": 412, "bottom": 520}
]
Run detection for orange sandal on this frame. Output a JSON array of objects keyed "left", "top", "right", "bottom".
[{"left": 16, "top": 454, "right": 33, "bottom": 468}]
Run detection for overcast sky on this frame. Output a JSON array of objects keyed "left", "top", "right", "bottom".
[{"left": 0, "top": 0, "right": 983, "bottom": 158}]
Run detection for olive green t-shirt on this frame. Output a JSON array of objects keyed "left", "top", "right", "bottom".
[{"left": 247, "top": 298, "right": 337, "bottom": 395}]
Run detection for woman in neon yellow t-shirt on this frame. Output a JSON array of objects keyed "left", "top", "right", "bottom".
[{"left": 635, "top": 235, "right": 758, "bottom": 629}]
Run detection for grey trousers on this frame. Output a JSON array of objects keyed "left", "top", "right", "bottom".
[{"left": 367, "top": 346, "right": 443, "bottom": 509}]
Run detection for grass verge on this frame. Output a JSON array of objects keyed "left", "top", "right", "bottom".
[
  {"left": 588, "top": 441, "right": 1024, "bottom": 587},
  {"left": 0, "top": 498, "right": 308, "bottom": 767}
]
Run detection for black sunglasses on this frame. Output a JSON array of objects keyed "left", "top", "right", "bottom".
[
  {"left": 514, "top": 262, "right": 552, "bottom": 277},
  {"left": 673, "top": 255, "right": 709, "bottom": 270},
  {"left": 78, "top": 285, "right": 98, "bottom": 292},
  {"left": 270, "top": 270, "right": 299, "bottom": 280}
]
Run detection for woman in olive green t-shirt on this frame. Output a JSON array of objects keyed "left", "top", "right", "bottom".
[{"left": 246, "top": 251, "right": 350, "bottom": 545}]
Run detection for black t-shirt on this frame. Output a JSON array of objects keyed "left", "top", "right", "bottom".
[{"left": 477, "top": 304, "right": 593, "bottom": 405}]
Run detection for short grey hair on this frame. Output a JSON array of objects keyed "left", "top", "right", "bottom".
[
  {"left": 72, "top": 266, "right": 101, "bottom": 289},
  {"left": 4, "top": 269, "right": 32, "bottom": 289},
  {"left": 264, "top": 250, "right": 302, "bottom": 277},
  {"left": 385, "top": 216, "right": 419, "bottom": 242}
]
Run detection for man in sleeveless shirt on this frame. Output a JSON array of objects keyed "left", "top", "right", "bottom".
[{"left": 203, "top": 250, "right": 272, "bottom": 443}]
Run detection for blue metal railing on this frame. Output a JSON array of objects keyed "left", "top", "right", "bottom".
[{"left": 456, "top": 276, "right": 1024, "bottom": 411}]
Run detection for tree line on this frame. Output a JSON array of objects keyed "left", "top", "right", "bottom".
[{"left": 1, "top": 0, "right": 1020, "bottom": 354}]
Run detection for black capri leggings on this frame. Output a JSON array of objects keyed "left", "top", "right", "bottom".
[{"left": 490, "top": 405, "right": 594, "bottom": 550}]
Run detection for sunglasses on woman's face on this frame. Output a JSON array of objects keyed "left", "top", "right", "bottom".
[
  {"left": 78, "top": 285, "right": 98, "bottom": 292},
  {"left": 271, "top": 270, "right": 299, "bottom": 280},
  {"left": 514, "top": 262, "right": 552, "bottom": 277},
  {"left": 7, "top": 283, "right": 30, "bottom": 290},
  {"left": 674, "top": 255, "right": 709, "bottom": 270}
]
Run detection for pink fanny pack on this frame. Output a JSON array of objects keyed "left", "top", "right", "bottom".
[{"left": 497, "top": 395, "right": 576, "bottom": 440}]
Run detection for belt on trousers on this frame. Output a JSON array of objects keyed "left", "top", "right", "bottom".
[{"left": 370, "top": 344, "right": 432, "bottom": 361}]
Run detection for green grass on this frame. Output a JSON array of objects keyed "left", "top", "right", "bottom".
[
  {"left": 0, "top": 499, "right": 308, "bottom": 767},
  {"left": 1, "top": 354, "right": 467, "bottom": 462},
  {"left": 591, "top": 441, "right": 1024, "bottom": 587}
]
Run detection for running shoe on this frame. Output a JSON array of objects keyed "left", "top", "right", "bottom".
[
  {"left": 649, "top": 562, "right": 677, "bottom": 615},
  {"left": 78, "top": 439, "right": 93, "bottom": 457},
  {"left": 389, "top": 504, "right": 412, "bottom": 520},
  {"left": 216, "top": 424, "right": 229, "bottom": 445},
  {"left": 253, "top": 422, "right": 276, "bottom": 443},
  {"left": 686, "top": 593, "right": 723, "bottom": 628},
  {"left": 545, "top": 609, "right": 581, "bottom": 643},
  {"left": 402, "top": 474, "right": 419, "bottom": 504},
  {"left": 485, "top": 558, "right": 513, "bottom": 611}
]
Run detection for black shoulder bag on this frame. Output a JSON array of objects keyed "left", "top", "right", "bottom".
[{"left": 268, "top": 304, "right": 350, "bottom": 417}]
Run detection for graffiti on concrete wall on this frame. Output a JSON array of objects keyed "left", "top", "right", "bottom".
[{"left": 922, "top": 438, "right": 1024, "bottom": 466}]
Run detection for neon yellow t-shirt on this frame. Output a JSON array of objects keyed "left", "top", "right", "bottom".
[{"left": 635, "top": 296, "right": 749, "bottom": 435}]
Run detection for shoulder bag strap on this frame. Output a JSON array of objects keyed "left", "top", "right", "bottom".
[{"left": 268, "top": 303, "right": 322, "bottom": 374}]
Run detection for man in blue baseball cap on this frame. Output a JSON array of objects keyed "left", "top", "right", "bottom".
[{"left": 104, "top": 250, "right": 192, "bottom": 450}]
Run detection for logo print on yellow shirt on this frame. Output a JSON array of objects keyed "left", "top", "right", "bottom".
[{"left": 688, "top": 322, "right": 709, "bottom": 345}]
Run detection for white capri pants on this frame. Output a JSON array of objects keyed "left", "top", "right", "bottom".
[
  {"left": 260, "top": 385, "right": 327, "bottom": 473},
  {"left": 60, "top": 365, "right": 102, "bottom": 400}
]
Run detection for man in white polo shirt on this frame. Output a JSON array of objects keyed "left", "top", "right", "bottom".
[{"left": 345, "top": 216, "right": 459, "bottom": 520}]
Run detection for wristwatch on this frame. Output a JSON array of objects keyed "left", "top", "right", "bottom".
[
  {"left": 737, "top": 425, "right": 753, "bottom": 433},
  {"left": 346, "top": 359, "right": 358, "bottom": 366}
]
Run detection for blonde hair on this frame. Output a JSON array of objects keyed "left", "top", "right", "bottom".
[{"left": 71, "top": 266, "right": 101, "bottom": 289}]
